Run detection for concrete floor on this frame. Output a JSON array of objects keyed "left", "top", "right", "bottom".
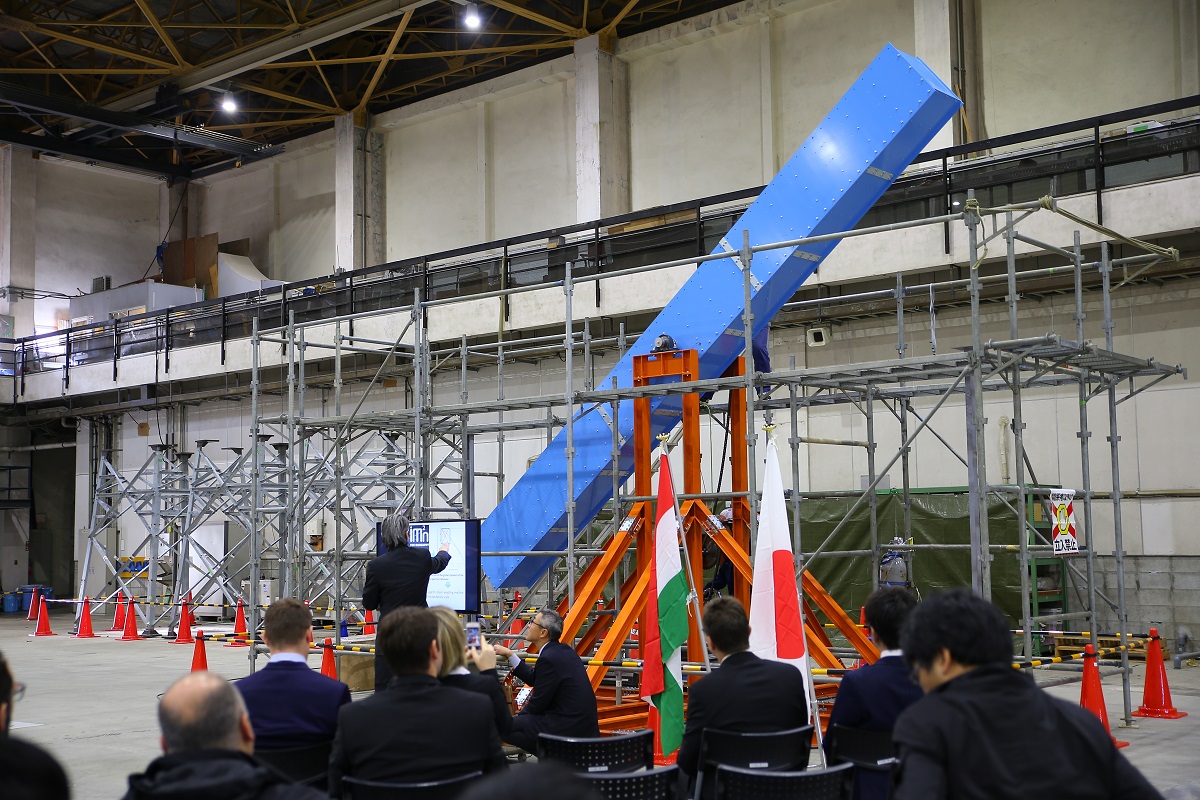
[{"left": 4, "top": 612, "right": 1200, "bottom": 800}]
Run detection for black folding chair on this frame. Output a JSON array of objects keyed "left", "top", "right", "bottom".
[
  {"left": 693, "top": 725, "right": 813, "bottom": 800},
  {"left": 713, "top": 762, "right": 852, "bottom": 800},
  {"left": 825, "top": 724, "right": 898, "bottom": 771},
  {"left": 579, "top": 764, "right": 680, "bottom": 800},
  {"left": 538, "top": 729, "right": 654, "bottom": 774},
  {"left": 255, "top": 740, "right": 332, "bottom": 788},
  {"left": 342, "top": 771, "right": 483, "bottom": 800}
]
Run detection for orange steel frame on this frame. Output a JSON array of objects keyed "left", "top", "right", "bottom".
[{"left": 551, "top": 349, "right": 879, "bottom": 730}]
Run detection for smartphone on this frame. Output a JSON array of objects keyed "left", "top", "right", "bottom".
[{"left": 466, "top": 621, "right": 482, "bottom": 649}]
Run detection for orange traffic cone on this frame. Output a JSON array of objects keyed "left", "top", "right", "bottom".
[
  {"left": 191, "top": 631, "right": 209, "bottom": 672},
  {"left": 25, "top": 586, "right": 39, "bottom": 621},
  {"left": 173, "top": 598, "right": 194, "bottom": 645},
  {"left": 320, "top": 638, "right": 338, "bottom": 679},
  {"left": 1080, "top": 644, "right": 1128, "bottom": 748},
  {"left": 31, "top": 597, "right": 55, "bottom": 637},
  {"left": 225, "top": 598, "right": 249, "bottom": 647},
  {"left": 363, "top": 610, "right": 376, "bottom": 636},
  {"left": 74, "top": 598, "right": 98, "bottom": 639},
  {"left": 110, "top": 592, "right": 126, "bottom": 631},
  {"left": 119, "top": 598, "right": 144, "bottom": 641},
  {"left": 1132, "top": 628, "right": 1187, "bottom": 719}
]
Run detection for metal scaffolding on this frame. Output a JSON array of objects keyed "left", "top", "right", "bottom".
[{"left": 78, "top": 198, "right": 1183, "bottom": 723}]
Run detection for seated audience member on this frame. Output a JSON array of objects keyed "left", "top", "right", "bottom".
[
  {"left": 892, "top": 589, "right": 1163, "bottom": 800},
  {"left": 1, "top": 649, "right": 71, "bottom": 800},
  {"left": 431, "top": 605, "right": 512, "bottom": 738},
  {"left": 825, "top": 587, "right": 923, "bottom": 800},
  {"left": 234, "top": 598, "right": 350, "bottom": 750},
  {"left": 676, "top": 597, "right": 809, "bottom": 782},
  {"left": 329, "top": 607, "right": 506, "bottom": 794},
  {"left": 123, "top": 672, "right": 326, "bottom": 800},
  {"left": 494, "top": 608, "right": 600, "bottom": 751}
]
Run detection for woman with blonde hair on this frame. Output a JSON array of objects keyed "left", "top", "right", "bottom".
[{"left": 430, "top": 605, "right": 513, "bottom": 739}]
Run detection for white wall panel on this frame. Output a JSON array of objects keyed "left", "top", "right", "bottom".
[{"left": 277, "top": 147, "right": 335, "bottom": 281}]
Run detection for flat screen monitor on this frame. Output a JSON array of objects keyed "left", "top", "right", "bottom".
[{"left": 377, "top": 518, "right": 482, "bottom": 613}]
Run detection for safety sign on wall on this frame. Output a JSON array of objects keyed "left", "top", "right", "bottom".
[{"left": 1050, "top": 489, "right": 1079, "bottom": 555}]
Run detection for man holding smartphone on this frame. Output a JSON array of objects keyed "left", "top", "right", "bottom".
[{"left": 494, "top": 609, "right": 599, "bottom": 752}]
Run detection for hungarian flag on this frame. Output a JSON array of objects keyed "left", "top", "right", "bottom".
[
  {"left": 641, "top": 454, "right": 690, "bottom": 755},
  {"left": 748, "top": 438, "right": 814, "bottom": 717}
]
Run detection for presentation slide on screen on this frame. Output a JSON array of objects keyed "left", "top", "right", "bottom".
[{"left": 406, "top": 519, "right": 482, "bottom": 613}]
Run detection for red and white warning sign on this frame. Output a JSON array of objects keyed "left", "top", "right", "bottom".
[{"left": 1050, "top": 489, "right": 1079, "bottom": 555}]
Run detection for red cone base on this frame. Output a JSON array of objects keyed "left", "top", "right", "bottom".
[
  {"left": 172, "top": 599, "right": 194, "bottom": 645},
  {"left": 119, "top": 599, "right": 145, "bottom": 641},
  {"left": 25, "top": 586, "right": 40, "bottom": 622},
  {"left": 1132, "top": 628, "right": 1187, "bottom": 719},
  {"left": 110, "top": 592, "right": 126, "bottom": 631},
  {"left": 74, "top": 598, "right": 98, "bottom": 639},
  {"left": 191, "top": 631, "right": 209, "bottom": 672},
  {"left": 31, "top": 598, "right": 55, "bottom": 637},
  {"left": 363, "top": 609, "right": 376, "bottom": 636},
  {"left": 1080, "top": 644, "right": 1128, "bottom": 748}
]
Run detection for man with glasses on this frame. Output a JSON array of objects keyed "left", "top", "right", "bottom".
[
  {"left": 0, "top": 649, "right": 72, "bottom": 799},
  {"left": 494, "top": 608, "right": 599, "bottom": 752}
]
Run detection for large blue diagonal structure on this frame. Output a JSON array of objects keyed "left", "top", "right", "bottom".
[{"left": 483, "top": 44, "right": 961, "bottom": 588}]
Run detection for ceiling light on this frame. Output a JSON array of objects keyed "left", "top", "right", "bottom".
[
  {"left": 464, "top": 3, "right": 482, "bottom": 29},
  {"left": 221, "top": 94, "right": 237, "bottom": 112}
]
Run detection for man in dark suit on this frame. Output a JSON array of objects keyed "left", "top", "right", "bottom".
[
  {"left": 235, "top": 599, "right": 351, "bottom": 750},
  {"left": 824, "top": 587, "right": 923, "bottom": 800},
  {"left": 677, "top": 597, "right": 809, "bottom": 781},
  {"left": 892, "top": 590, "right": 1161, "bottom": 800},
  {"left": 329, "top": 607, "right": 507, "bottom": 794},
  {"left": 363, "top": 511, "right": 451, "bottom": 690},
  {"left": 494, "top": 608, "right": 599, "bottom": 752}
]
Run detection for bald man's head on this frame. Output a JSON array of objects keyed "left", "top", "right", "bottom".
[{"left": 158, "top": 672, "right": 253, "bottom": 755}]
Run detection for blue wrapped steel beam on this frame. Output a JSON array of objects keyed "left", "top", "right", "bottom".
[{"left": 484, "top": 44, "right": 961, "bottom": 588}]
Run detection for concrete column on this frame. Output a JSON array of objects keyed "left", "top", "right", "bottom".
[
  {"left": 478, "top": 102, "right": 494, "bottom": 242},
  {"left": 1180, "top": 0, "right": 1199, "bottom": 98},
  {"left": 574, "top": 35, "right": 631, "bottom": 222},
  {"left": 365, "top": 130, "right": 386, "bottom": 267},
  {"left": 914, "top": 0, "right": 955, "bottom": 151},
  {"left": 0, "top": 145, "right": 37, "bottom": 338},
  {"left": 335, "top": 112, "right": 368, "bottom": 271}
]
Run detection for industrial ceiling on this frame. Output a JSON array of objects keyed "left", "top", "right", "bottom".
[{"left": 0, "top": 0, "right": 741, "bottom": 177}]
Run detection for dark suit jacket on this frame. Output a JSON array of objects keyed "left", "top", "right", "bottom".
[
  {"left": 362, "top": 545, "right": 451, "bottom": 615},
  {"left": 235, "top": 660, "right": 351, "bottom": 750},
  {"left": 892, "top": 665, "right": 1161, "bottom": 800},
  {"left": 677, "top": 651, "right": 810, "bottom": 778},
  {"left": 512, "top": 642, "right": 599, "bottom": 738},
  {"left": 329, "top": 673, "right": 506, "bottom": 794},
  {"left": 443, "top": 669, "right": 513, "bottom": 738},
  {"left": 824, "top": 655, "right": 923, "bottom": 800}
]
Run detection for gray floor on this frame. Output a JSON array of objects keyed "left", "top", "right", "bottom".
[{"left": 4, "top": 612, "right": 1200, "bottom": 799}]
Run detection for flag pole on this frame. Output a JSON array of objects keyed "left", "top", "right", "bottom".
[{"left": 658, "top": 434, "right": 713, "bottom": 671}]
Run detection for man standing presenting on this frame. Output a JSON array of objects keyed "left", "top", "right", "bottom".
[
  {"left": 676, "top": 597, "right": 809, "bottom": 783},
  {"left": 494, "top": 608, "right": 599, "bottom": 751},
  {"left": 363, "top": 511, "right": 451, "bottom": 690},
  {"left": 824, "top": 587, "right": 923, "bottom": 800},
  {"left": 892, "top": 589, "right": 1161, "bottom": 800},
  {"left": 235, "top": 598, "right": 351, "bottom": 750}
]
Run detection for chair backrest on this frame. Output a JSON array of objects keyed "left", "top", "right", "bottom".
[
  {"left": 713, "top": 762, "right": 852, "bottom": 800},
  {"left": 342, "top": 771, "right": 483, "bottom": 800},
  {"left": 694, "top": 726, "right": 814, "bottom": 800},
  {"left": 825, "top": 725, "right": 898, "bottom": 771},
  {"left": 255, "top": 740, "right": 332, "bottom": 787},
  {"left": 537, "top": 729, "right": 654, "bottom": 774},
  {"left": 579, "top": 764, "right": 680, "bottom": 800}
]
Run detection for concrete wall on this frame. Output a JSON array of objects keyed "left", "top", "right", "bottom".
[
  {"left": 1093, "top": 556, "right": 1200, "bottom": 648},
  {"left": 32, "top": 160, "right": 160, "bottom": 333}
]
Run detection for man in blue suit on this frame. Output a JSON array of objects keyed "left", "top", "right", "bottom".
[
  {"left": 825, "top": 587, "right": 923, "bottom": 800},
  {"left": 494, "top": 608, "right": 599, "bottom": 752},
  {"left": 235, "top": 598, "right": 351, "bottom": 750}
]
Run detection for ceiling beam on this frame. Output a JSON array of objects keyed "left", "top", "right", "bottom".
[
  {"left": 131, "top": 0, "right": 190, "bottom": 67},
  {"left": 0, "top": 126, "right": 191, "bottom": 178},
  {"left": 357, "top": 10, "right": 412, "bottom": 112},
  {"left": 483, "top": 1, "right": 586, "bottom": 36},
  {"left": 103, "top": 0, "right": 437, "bottom": 112},
  {"left": 0, "top": 14, "right": 180, "bottom": 70}
]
